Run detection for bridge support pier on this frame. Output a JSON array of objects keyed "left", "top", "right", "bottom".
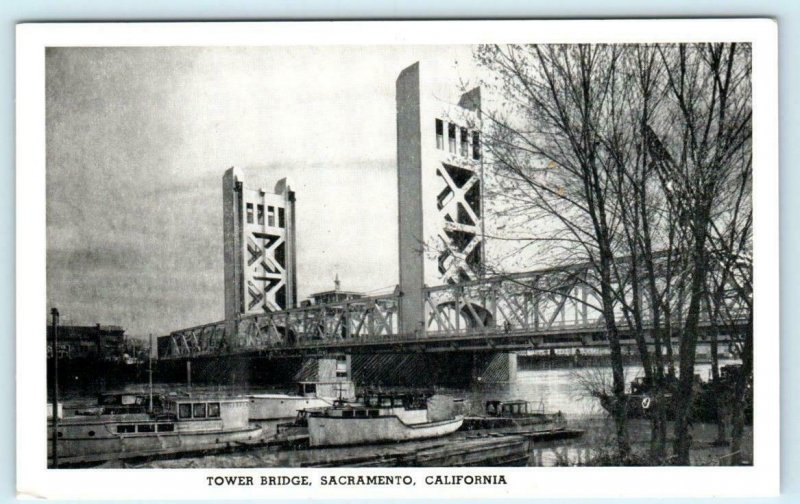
[
  {"left": 472, "top": 352, "right": 518, "bottom": 384},
  {"left": 294, "top": 355, "right": 355, "bottom": 398}
]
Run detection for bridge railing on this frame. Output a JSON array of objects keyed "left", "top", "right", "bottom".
[
  {"left": 159, "top": 292, "right": 400, "bottom": 359},
  {"left": 158, "top": 269, "right": 750, "bottom": 359},
  {"left": 422, "top": 269, "right": 604, "bottom": 337},
  {"left": 421, "top": 270, "right": 749, "bottom": 339}
]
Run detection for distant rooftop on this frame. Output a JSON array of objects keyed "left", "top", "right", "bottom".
[{"left": 304, "top": 274, "right": 365, "bottom": 305}]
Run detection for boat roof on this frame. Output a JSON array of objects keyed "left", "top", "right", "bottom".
[
  {"left": 297, "top": 380, "right": 351, "bottom": 385},
  {"left": 169, "top": 397, "right": 249, "bottom": 404}
]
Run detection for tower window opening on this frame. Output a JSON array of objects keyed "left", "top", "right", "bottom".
[
  {"left": 460, "top": 127, "right": 468, "bottom": 157},
  {"left": 448, "top": 123, "right": 456, "bottom": 153},
  {"left": 267, "top": 206, "right": 275, "bottom": 227},
  {"left": 472, "top": 131, "right": 481, "bottom": 160},
  {"left": 465, "top": 182, "right": 481, "bottom": 216},
  {"left": 435, "top": 119, "right": 444, "bottom": 150},
  {"left": 278, "top": 207, "right": 285, "bottom": 228},
  {"left": 246, "top": 203, "right": 254, "bottom": 224},
  {"left": 257, "top": 204, "right": 264, "bottom": 225}
]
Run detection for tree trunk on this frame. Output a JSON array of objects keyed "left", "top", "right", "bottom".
[
  {"left": 606, "top": 322, "right": 630, "bottom": 461},
  {"left": 709, "top": 326, "right": 728, "bottom": 445},
  {"left": 729, "top": 316, "right": 753, "bottom": 465},
  {"left": 649, "top": 325, "right": 668, "bottom": 461},
  {"left": 599, "top": 262, "right": 630, "bottom": 460},
  {"left": 673, "top": 215, "right": 710, "bottom": 465}
]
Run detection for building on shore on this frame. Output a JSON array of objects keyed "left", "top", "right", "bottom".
[
  {"left": 300, "top": 275, "right": 365, "bottom": 307},
  {"left": 46, "top": 323, "right": 125, "bottom": 361}
]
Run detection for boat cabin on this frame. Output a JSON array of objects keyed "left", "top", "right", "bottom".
[
  {"left": 99, "top": 393, "right": 163, "bottom": 414},
  {"left": 485, "top": 400, "right": 534, "bottom": 417},
  {"left": 310, "top": 392, "right": 430, "bottom": 423},
  {"left": 162, "top": 398, "right": 250, "bottom": 430},
  {"left": 73, "top": 393, "right": 161, "bottom": 416},
  {"left": 358, "top": 392, "right": 428, "bottom": 410}
]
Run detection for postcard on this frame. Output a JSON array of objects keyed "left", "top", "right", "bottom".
[{"left": 16, "top": 19, "right": 778, "bottom": 499}]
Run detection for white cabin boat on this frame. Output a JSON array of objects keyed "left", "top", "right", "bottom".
[
  {"left": 248, "top": 381, "right": 355, "bottom": 421},
  {"left": 47, "top": 397, "right": 262, "bottom": 465},
  {"left": 306, "top": 392, "right": 463, "bottom": 447}
]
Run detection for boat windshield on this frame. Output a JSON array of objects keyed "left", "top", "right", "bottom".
[
  {"left": 501, "top": 402, "right": 528, "bottom": 416},
  {"left": 174, "top": 401, "right": 222, "bottom": 419}
]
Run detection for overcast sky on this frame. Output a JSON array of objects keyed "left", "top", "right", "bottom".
[{"left": 46, "top": 45, "right": 481, "bottom": 337}]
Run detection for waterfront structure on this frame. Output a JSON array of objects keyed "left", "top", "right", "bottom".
[
  {"left": 46, "top": 324, "right": 125, "bottom": 361},
  {"left": 396, "top": 62, "right": 484, "bottom": 333},
  {"left": 222, "top": 167, "right": 297, "bottom": 319}
]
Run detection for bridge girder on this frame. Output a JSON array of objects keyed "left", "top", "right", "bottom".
[{"left": 158, "top": 263, "right": 750, "bottom": 360}]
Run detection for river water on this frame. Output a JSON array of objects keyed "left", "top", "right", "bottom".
[{"left": 466, "top": 361, "right": 733, "bottom": 418}]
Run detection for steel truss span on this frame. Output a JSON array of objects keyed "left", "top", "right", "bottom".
[{"left": 159, "top": 262, "right": 749, "bottom": 359}]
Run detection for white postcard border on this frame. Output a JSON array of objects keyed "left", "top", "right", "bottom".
[{"left": 16, "top": 19, "right": 779, "bottom": 499}]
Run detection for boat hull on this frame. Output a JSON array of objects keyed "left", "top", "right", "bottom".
[
  {"left": 307, "top": 415, "right": 464, "bottom": 447},
  {"left": 461, "top": 412, "right": 565, "bottom": 431},
  {"left": 48, "top": 423, "right": 264, "bottom": 465}
]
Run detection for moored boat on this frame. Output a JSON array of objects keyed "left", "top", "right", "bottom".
[
  {"left": 461, "top": 399, "right": 566, "bottom": 431},
  {"left": 47, "top": 396, "right": 263, "bottom": 466},
  {"left": 305, "top": 391, "right": 463, "bottom": 447}
]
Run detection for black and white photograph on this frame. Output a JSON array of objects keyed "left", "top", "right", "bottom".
[{"left": 16, "top": 20, "right": 779, "bottom": 499}]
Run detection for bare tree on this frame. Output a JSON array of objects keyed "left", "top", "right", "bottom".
[
  {"left": 476, "top": 44, "right": 634, "bottom": 459},
  {"left": 477, "top": 42, "right": 751, "bottom": 465},
  {"left": 649, "top": 42, "right": 752, "bottom": 464},
  {"left": 600, "top": 44, "right": 689, "bottom": 459},
  {"left": 704, "top": 148, "right": 753, "bottom": 462}
]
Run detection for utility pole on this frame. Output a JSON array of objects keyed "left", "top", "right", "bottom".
[
  {"left": 50, "top": 308, "right": 59, "bottom": 468},
  {"left": 148, "top": 334, "right": 153, "bottom": 413}
]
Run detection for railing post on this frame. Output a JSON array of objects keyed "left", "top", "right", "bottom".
[
  {"left": 582, "top": 285, "right": 588, "bottom": 327},
  {"left": 455, "top": 287, "right": 461, "bottom": 334},
  {"left": 491, "top": 281, "right": 498, "bottom": 331},
  {"left": 367, "top": 300, "right": 375, "bottom": 338},
  {"left": 344, "top": 302, "right": 350, "bottom": 339}
]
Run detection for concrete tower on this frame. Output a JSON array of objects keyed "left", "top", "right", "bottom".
[
  {"left": 223, "top": 167, "right": 297, "bottom": 321},
  {"left": 396, "top": 62, "right": 484, "bottom": 333}
]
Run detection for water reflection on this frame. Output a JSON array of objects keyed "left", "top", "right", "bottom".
[
  {"left": 463, "top": 362, "right": 735, "bottom": 418},
  {"left": 529, "top": 445, "right": 596, "bottom": 467}
]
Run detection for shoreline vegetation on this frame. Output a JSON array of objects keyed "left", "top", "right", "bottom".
[{"left": 558, "top": 418, "right": 752, "bottom": 466}]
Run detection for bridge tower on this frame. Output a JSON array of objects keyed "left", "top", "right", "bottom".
[
  {"left": 222, "top": 167, "right": 297, "bottom": 329},
  {"left": 396, "top": 62, "right": 485, "bottom": 334}
]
